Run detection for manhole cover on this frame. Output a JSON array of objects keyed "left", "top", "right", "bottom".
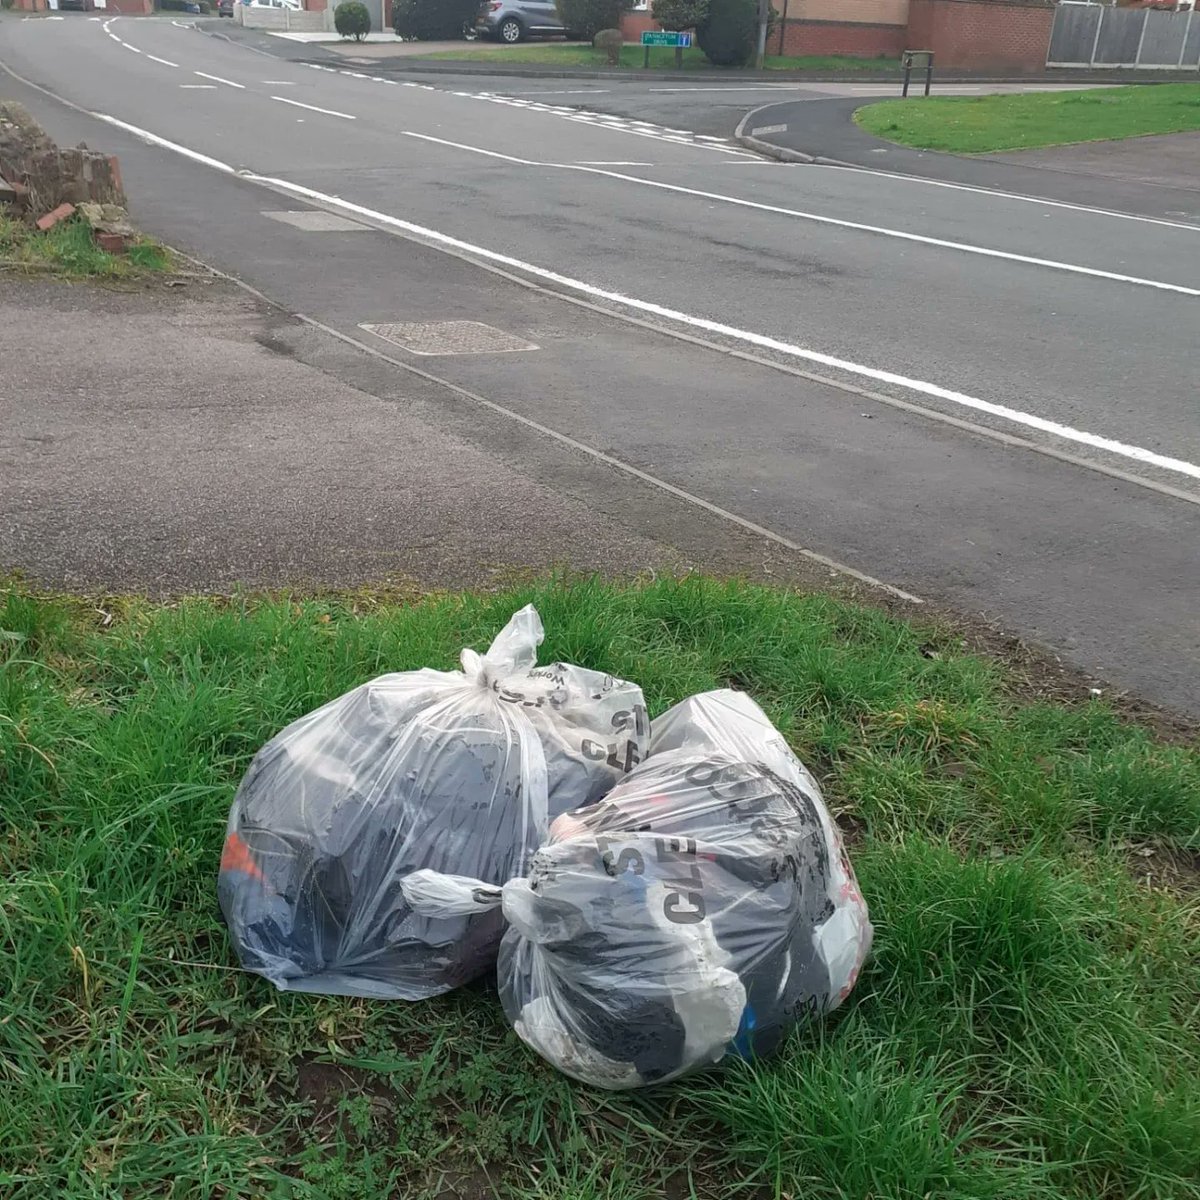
[
  {"left": 359, "top": 321, "right": 538, "bottom": 356},
  {"left": 263, "top": 210, "right": 369, "bottom": 232}
]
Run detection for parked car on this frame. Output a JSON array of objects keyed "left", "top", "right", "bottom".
[
  {"left": 476, "top": 0, "right": 575, "bottom": 43},
  {"left": 56, "top": 0, "right": 96, "bottom": 11},
  {"left": 217, "top": 0, "right": 235, "bottom": 15}
]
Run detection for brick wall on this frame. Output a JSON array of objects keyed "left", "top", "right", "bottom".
[
  {"left": 14, "top": 0, "right": 48, "bottom": 11},
  {"left": 103, "top": 0, "right": 155, "bottom": 13},
  {"left": 618, "top": 11, "right": 659, "bottom": 40},
  {"left": 788, "top": 0, "right": 908, "bottom": 26},
  {"left": 906, "top": 0, "right": 1054, "bottom": 70},
  {"left": 779, "top": 18, "right": 905, "bottom": 56}
]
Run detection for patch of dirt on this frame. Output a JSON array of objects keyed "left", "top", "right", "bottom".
[
  {"left": 890, "top": 594, "right": 1200, "bottom": 745},
  {"left": 432, "top": 1166, "right": 497, "bottom": 1200},
  {"left": 1125, "top": 843, "right": 1200, "bottom": 897}
]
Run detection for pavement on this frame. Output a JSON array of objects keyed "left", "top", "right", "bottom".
[
  {"left": 732, "top": 95, "right": 1200, "bottom": 223},
  {"left": 985, "top": 130, "right": 1200, "bottom": 192},
  {"left": 1, "top": 13, "right": 1198, "bottom": 715}
]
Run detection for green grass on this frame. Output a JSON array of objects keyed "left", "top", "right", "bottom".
[
  {"left": 856, "top": 82, "right": 1200, "bottom": 154},
  {"left": 2, "top": 576, "right": 1198, "bottom": 1199},
  {"left": 416, "top": 42, "right": 897, "bottom": 71},
  {"left": 0, "top": 212, "right": 171, "bottom": 279}
]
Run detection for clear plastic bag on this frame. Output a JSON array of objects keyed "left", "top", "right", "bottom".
[
  {"left": 404, "top": 689, "right": 871, "bottom": 1088},
  {"left": 218, "top": 606, "right": 648, "bottom": 999}
]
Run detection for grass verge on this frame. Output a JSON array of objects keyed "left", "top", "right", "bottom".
[
  {"left": 855, "top": 82, "right": 1200, "bottom": 154},
  {"left": 0, "top": 211, "right": 171, "bottom": 278},
  {"left": 2, "top": 576, "right": 1198, "bottom": 1199},
  {"left": 415, "top": 43, "right": 897, "bottom": 72}
]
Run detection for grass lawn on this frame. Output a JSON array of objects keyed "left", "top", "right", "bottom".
[
  {"left": 0, "top": 212, "right": 170, "bottom": 279},
  {"left": 856, "top": 82, "right": 1200, "bottom": 154},
  {"left": 416, "top": 43, "right": 897, "bottom": 72},
  {"left": 2, "top": 576, "right": 1198, "bottom": 1199}
]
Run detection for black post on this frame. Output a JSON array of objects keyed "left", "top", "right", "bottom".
[
  {"left": 777, "top": 0, "right": 788, "bottom": 57},
  {"left": 924, "top": 54, "right": 933, "bottom": 96},
  {"left": 644, "top": 43, "right": 650, "bottom": 67},
  {"left": 902, "top": 54, "right": 911, "bottom": 98},
  {"left": 675, "top": 43, "right": 683, "bottom": 67}
]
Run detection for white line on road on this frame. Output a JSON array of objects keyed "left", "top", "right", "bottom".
[
  {"left": 271, "top": 95, "right": 356, "bottom": 120},
  {"left": 808, "top": 163, "right": 1200, "bottom": 234},
  {"left": 76, "top": 111, "right": 1200, "bottom": 486},
  {"left": 574, "top": 161, "right": 655, "bottom": 166},
  {"left": 180, "top": 84, "right": 217, "bottom": 89},
  {"left": 194, "top": 71, "right": 244, "bottom": 89},
  {"left": 147, "top": 54, "right": 179, "bottom": 67},
  {"left": 751, "top": 124, "right": 788, "bottom": 136},
  {"left": 123, "top": 42, "right": 142, "bottom": 54},
  {"left": 400, "top": 132, "right": 1200, "bottom": 299},
  {"left": 507, "top": 89, "right": 612, "bottom": 95},
  {"left": 262, "top": 80, "right": 296, "bottom": 85}
]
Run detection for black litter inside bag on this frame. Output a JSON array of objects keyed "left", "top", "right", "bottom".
[
  {"left": 218, "top": 606, "right": 648, "bottom": 1000},
  {"left": 406, "top": 690, "right": 872, "bottom": 1088}
]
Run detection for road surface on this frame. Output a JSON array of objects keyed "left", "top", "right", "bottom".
[{"left": 2, "top": 14, "right": 1197, "bottom": 712}]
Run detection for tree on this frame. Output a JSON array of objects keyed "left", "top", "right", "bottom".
[
  {"left": 695, "top": 0, "right": 756, "bottom": 65},
  {"left": 651, "top": 0, "right": 708, "bottom": 30},
  {"left": 555, "top": 0, "right": 633, "bottom": 41}
]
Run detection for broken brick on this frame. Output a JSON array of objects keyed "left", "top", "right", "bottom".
[{"left": 36, "top": 202, "right": 75, "bottom": 231}]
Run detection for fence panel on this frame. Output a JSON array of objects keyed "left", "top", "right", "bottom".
[
  {"left": 1093, "top": 7, "right": 1146, "bottom": 64},
  {"left": 1048, "top": 3, "right": 1102, "bottom": 64},
  {"left": 1139, "top": 9, "right": 1190, "bottom": 65},
  {"left": 1185, "top": 10, "right": 1200, "bottom": 66}
]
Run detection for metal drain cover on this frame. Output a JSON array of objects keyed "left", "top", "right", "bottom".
[
  {"left": 262, "top": 210, "right": 369, "bottom": 232},
  {"left": 359, "top": 321, "right": 538, "bottom": 356}
]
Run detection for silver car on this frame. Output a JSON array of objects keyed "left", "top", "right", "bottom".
[{"left": 476, "top": 0, "right": 575, "bottom": 43}]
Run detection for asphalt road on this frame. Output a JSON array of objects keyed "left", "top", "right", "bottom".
[{"left": 2, "top": 14, "right": 1198, "bottom": 712}]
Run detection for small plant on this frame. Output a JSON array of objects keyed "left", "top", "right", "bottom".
[
  {"left": 334, "top": 0, "right": 371, "bottom": 40},
  {"left": 695, "top": 0, "right": 756, "bottom": 65},
  {"left": 592, "top": 27, "right": 623, "bottom": 65},
  {"left": 0, "top": 0, "right": 16, "bottom": 11},
  {"left": 555, "top": 0, "right": 632, "bottom": 41}
]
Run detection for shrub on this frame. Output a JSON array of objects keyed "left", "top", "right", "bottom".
[
  {"left": 651, "top": 0, "right": 707, "bottom": 30},
  {"left": 394, "top": 0, "right": 481, "bottom": 39},
  {"left": 1, "top": 0, "right": 16, "bottom": 9},
  {"left": 696, "top": 0, "right": 756, "bottom": 66},
  {"left": 334, "top": 0, "right": 371, "bottom": 39},
  {"left": 593, "top": 27, "right": 623, "bottom": 65},
  {"left": 555, "top": 0, "right": 632, "bottom": 41}
]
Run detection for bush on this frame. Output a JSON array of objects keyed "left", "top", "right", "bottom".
[
  {"left": 593, "top": 27, "right": 623, "bottom": 64},
  {"left": 394, "top": 0, "right": 481, "bottom": 39},
  {"left": 157, "top": 0, "right": 209, "bottom": 11},
  {"left": 334, "top": 0, "right": 371, "bottom": 39},
  {"left": 651, "top": 0, "right": 707, "bottom": 30},
  {"left": 555, "top": 0, "right": 632, "bottom": 41},
  {"left": 696, "top": 0, "right": 756, "bottom": 66}
]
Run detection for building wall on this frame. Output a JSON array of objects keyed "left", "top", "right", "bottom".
[
  {"left": 778, "top": 18, "right": 906, "bottom": 57},
  {"left": 907, "top": 0, "right": 1055, "bottom": 69}
]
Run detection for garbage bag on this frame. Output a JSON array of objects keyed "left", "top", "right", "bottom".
[
  {"left": 218, "top": 605, "right": 649, "bottom": 1000},
  {"left": 403, "top": 689, "right": 871, "bottom": 1088}
]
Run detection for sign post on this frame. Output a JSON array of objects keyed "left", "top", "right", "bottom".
[{"left": 641, "top": 30, "right": 693, "bottom": 68}]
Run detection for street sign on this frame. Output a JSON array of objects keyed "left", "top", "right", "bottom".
[{"left": 641, "top": 31, "right": 692, "bottom": 46}]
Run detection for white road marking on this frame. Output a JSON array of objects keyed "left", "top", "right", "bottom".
[
  {"left": 400, "top": 133, "right": 1200, "bottom": 299},
  {"left": 262, "top": 80, "right": 296, "bottom": 85},
  {"left": 194, "top": 71, "right": 244, "bottom": 89},
  {"left": 507, "top": 89, "right": 612, "bottom": 95},
  {"left": 574, "top": 160, "right": 654, "bottom": 166},
  {"left": 81, "top": 111, "right": 1200, "bottom": 486},
  {"left": 147, "top": 54, "right": 179, "bottom": 67},
  {"left": 123, "top": 42, "right": 142, "bottom": 54},
  {"left": 807, "top": 163, "right": 1200, "bottom": 234},
  {"left": 271, "top": 95, "right": 356, "bottom": 120},
  {"left": 751, "top": 123, "right": 788, "bottom": 136},
  {"left": 180, "top": 84, "right": 217, "bottom": 89}
]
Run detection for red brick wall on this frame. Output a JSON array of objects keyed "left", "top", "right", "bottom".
[
  {"left": 906, "top": 0, "right": 1054, "bottom": 71},
  {"left": 618, "top": 11, "right": 659, "bottom": 40},
  {"left": 779, "top": 18, "right": 905, "bottom": 57},
  {"left": 14, "top": 0, "right": 48, "bottom": 11},
  {"left": 102, "top": 0, "right": 155, "bottom": 13}
]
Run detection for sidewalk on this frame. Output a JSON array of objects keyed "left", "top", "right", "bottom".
[
  {"left": 0, "top": 275, "right": 691, "bottom": 592},
  {"left": 985, "top": 130, "right": 1200, "bottom": 191}
]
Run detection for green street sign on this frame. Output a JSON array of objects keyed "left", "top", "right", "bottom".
[{"left": 641, "top": 31, "right": 692, "bottom": 46}]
